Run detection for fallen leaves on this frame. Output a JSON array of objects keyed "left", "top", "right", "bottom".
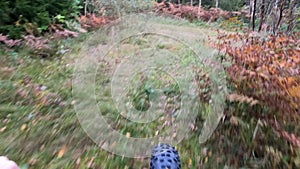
[
  {"left": 0, "top": 126, "right": 7, "bottom": 132},
  {"left": 16, "top": 78, "right": 64, "bottom": 107},
  {"left": 57, "top": 145, "right": 67, "bottom": 158},
  {"left": 20, "top": 124, "right": 27, "bottom": 131}
]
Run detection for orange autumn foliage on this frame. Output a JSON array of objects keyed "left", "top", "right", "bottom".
[
  {"left": 216, "top": 32, "right": 300, "bottom": 116},
  {"left": 80, "top": 13, "right": 110, "bottom": 29}
]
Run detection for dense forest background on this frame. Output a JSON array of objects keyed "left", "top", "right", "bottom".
[{"left": 1, "top": 0, "right": 299, "bottom": 39}]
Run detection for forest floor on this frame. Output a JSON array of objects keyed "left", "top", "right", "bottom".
[{"left": 0, "top": 15, "right": 296, "bottom": 169}]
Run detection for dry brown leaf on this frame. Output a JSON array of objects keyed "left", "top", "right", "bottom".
[
  {"left": 57, "top": 145, "right": 67, "bottom": 158},
  {"left": 188, "top": 158, "right": 192, "bottom": 166},
  {"left": 20, "top": 124, "right": 27, "bottom": 131},
  {"left": 0, "top": 126, "right": 7, "bottom": 132},
  {"left": 87, "top": 157, "right": 94, "bottom": 168},
  {"left": 204, "top": 157, "right": 208, "bottom": 163}
]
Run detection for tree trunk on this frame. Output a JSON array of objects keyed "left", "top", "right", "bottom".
[
  {"left": 198, "top": 0, "right": 202, "bottom": 15},
  {"left": 190, "top": 0, "right": 193, "bottom": 6},
  {"left": 272, "top": 0, "right": 281, "bottom": 34},
  {"left": 275, "top": 0, "right": 285, "bottom": 31},
  {"left": 253, "top": 0, "right": 257, "bottom": 30},
  {"left": 258, "top": 0, "right": 265, "bottom": 31},
  {"left": 250, "top": 0, "right": 257, "bottom": 31},
  {"left": 84, "top": 0, "right": 89, "bottom": 16},
  {"left": 215, "top": 0, "right": 219, "bottom": 8}
]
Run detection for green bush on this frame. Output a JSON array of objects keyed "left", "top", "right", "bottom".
[{"left": 0, "top": 0, "right": 79, "bottom": 39}]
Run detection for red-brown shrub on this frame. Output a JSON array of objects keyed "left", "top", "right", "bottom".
[{"left": 215, "top": 32, "right": 300, "bottom": 117}]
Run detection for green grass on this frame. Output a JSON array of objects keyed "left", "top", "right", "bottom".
[{"left": 0, "top": 15, "right": 298, "bottom": 169}]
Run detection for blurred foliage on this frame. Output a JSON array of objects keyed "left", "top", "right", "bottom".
[
  {"left": 0, "top": 0, "right": 80, "bottom": 39},
  {"left": 213, "top": 30, "right": 300, "bottom": 167},
  {"left": 83, "top": 0, "right": 154, "bottom": 17},
  {"left": 218, "top": 0, "right": 244, "bottom": 11},
  {"left": 219, "top": 16, "right": 244, "bottom": 31},
  {"left": 157, "top": 0, "right": 244, "bottom": 11},
  {"left": 216, "top": 32, "right": 300, "bottom": 119}
]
